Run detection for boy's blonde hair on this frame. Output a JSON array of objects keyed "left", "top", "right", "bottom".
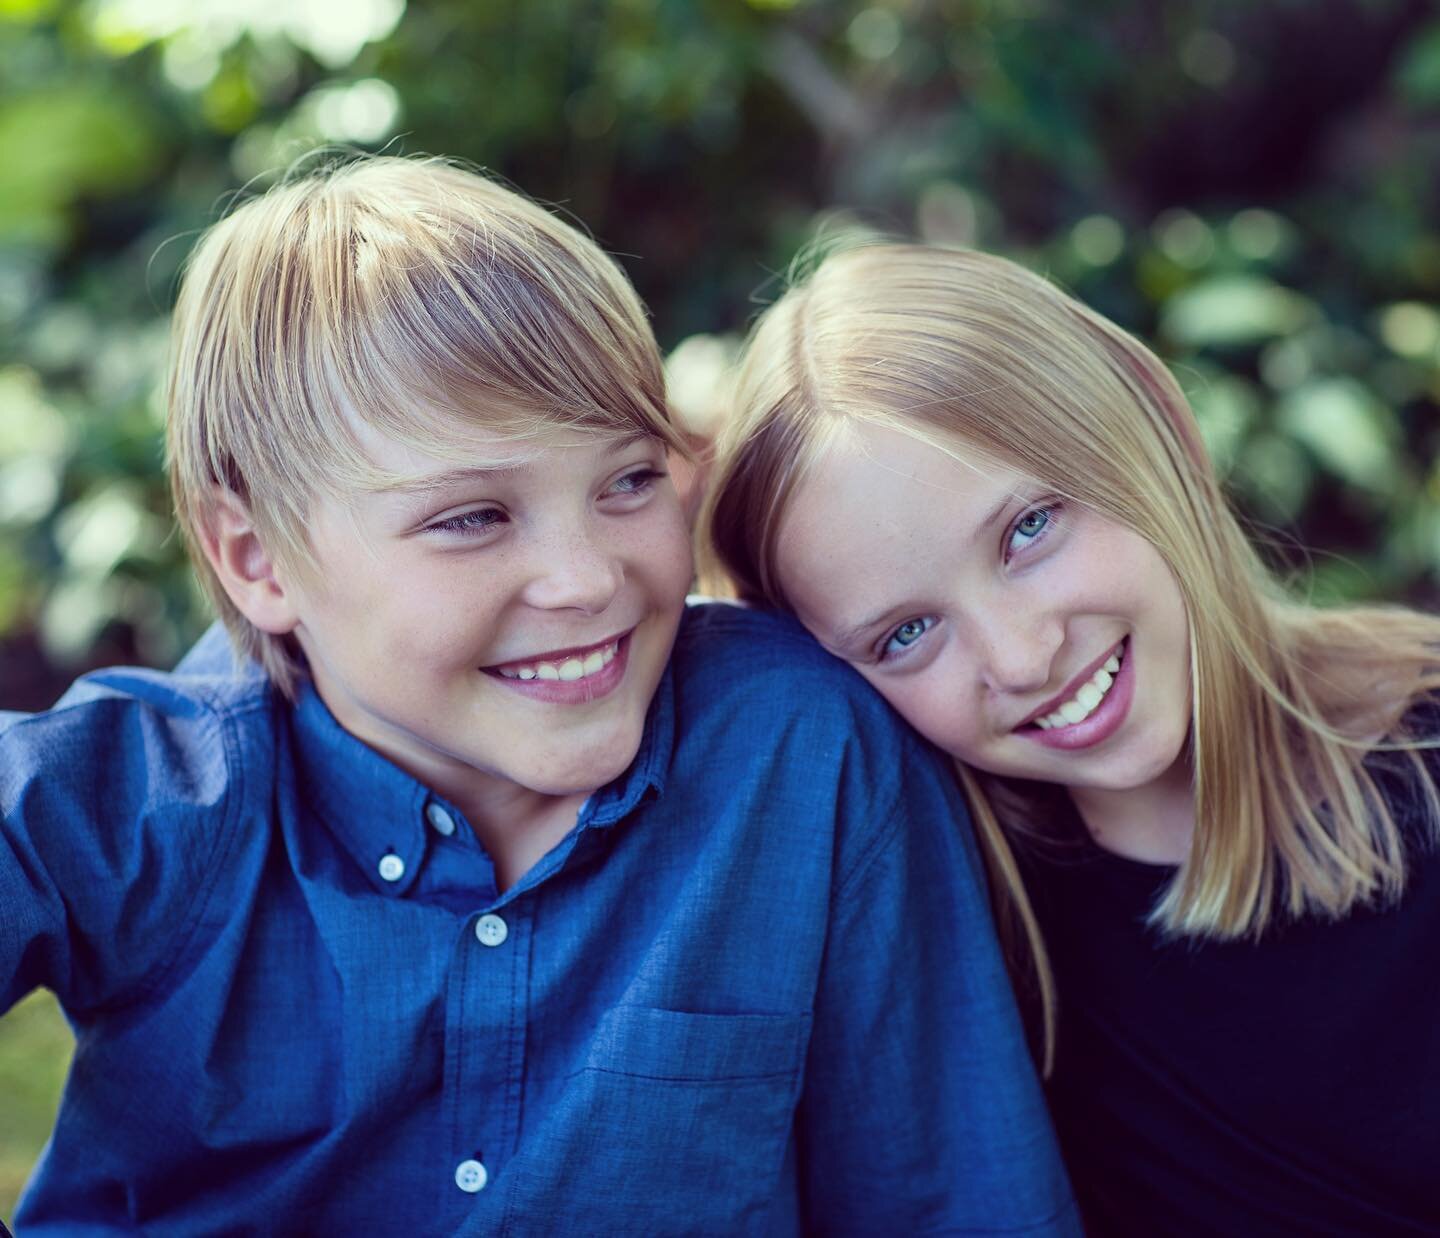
[
  {"left": 167, "top": 155, "right": 686, "bottom": 697},
  {"left": 701, "top": 242, "right": 1440, "bottom": 1070}
]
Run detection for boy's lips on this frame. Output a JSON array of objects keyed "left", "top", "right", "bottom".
[{"left": 482, "top": 630, "right": 633, "bottom": 704}]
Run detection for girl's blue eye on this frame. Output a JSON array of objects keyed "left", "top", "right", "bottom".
[
  {"left": 882, "top": 616, "right": 934, "bottom": 657},
  {"left": 429, "top": 507, "right": 505, "bottom": 536},
  {"left": 1008, "top": 505, "right": 1054, "bottom": 557}
]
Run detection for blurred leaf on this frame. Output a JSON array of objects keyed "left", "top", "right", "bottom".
[
  {"left": 1161, "top": 275, "right": 1314, "bottom": 348},
  {"left": 1233, "top": 433, "right": 1313, "bottom": 524},
  {"left": 0, "top": 82, "right": 163, "bottom": 247},
  {"left": 54, "top": 482, "right": 164, "bottom": 575},
  {"left": 1186, "top": 371, "right": 1259, "bottom": 474},
  {"left": 0, "top": 367, "right": 69, "bottom": 458},
  {"left": 1276, "top": 378, "right": 1401, "bottom": 493},
  {"left": 201, "top": 64, "right": 261, "bottom": 133},
  {"left": 38, "top": 574, "right": 119, "bottom": 663},
  {"left": 0, "top": 0, "right": 59, "bottom": 21},
  {"left": 0, "top": 456, "right": 61, "bottom": 525},
  {"left": 1394, "top": 20, "right": 1440, "bottom": 104},
  {"left": 0, "top": 535, "right": 29, "bottom": 632}
]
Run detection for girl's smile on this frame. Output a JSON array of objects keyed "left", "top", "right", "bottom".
[{"left": 1017, "top": 637, "right": 1135, "bottom": 749}]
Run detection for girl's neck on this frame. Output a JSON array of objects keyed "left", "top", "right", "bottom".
[{"left": 1067, "top": 758, "right": 1196, "bottom": 865}]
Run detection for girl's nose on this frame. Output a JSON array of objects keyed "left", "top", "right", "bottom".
[{"left": 974, "top": 607, "right": 1063, "bottom": 696}]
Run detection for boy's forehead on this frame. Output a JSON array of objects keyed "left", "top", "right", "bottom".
[{"left": 341, "top": 413, "right": 652, "bottom": 495}]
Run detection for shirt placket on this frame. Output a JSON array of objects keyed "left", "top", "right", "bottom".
[{"left": 442, "top": 893, "right": 533, "bottom": 1211}]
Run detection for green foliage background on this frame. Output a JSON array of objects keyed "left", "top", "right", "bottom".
[{"left": 1, "top": 0, "right": 1438, "bottom": 1218}]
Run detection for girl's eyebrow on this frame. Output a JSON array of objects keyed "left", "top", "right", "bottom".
[{"left": 827, "top": 489, "right": 1021, "bottom": 651}]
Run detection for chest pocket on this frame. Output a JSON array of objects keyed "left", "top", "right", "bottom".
[{"left": 503, "top": 1006, "right": 811, "bottom": 1237}]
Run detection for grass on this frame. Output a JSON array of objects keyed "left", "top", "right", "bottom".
[{"left": 0, "top": 990, "right": 74, "bottom": 1224}]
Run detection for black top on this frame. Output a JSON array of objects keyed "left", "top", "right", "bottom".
[{"left": 1023, "top": 744, "right": 1440, "bottom": 1237}]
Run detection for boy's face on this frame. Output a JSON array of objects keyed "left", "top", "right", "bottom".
[{"left": 279, "top": 422, "right": 693, "bottom": 813}]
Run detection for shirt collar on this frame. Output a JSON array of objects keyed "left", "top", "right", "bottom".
[
  {"left": 289, "top": 683, "right": 431, "bottom": 897},
  {"left": 288, "top": 660, "right": 677, "bottom": 892},
  {"left": 578, "top": 659, "right": 675, "bottom": 829}
]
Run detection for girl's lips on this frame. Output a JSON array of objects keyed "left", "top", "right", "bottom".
[
  {"left": 483, "top": 632, "right": 631, "bottom": 705},
  {"left": 1018, "top": 636, "right": 1135, "bottom": 750}
]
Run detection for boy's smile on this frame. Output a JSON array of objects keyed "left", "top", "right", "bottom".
[
  {"left": 267, "top": 422, "right": 693, "bottom": 830},
  {"left": 485, "top": 630, "right": 631, "bottom": 701}
]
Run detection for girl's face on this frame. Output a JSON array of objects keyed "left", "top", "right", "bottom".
[{"left": 775, "top": 423, "right": 1192, "bottom": 799}]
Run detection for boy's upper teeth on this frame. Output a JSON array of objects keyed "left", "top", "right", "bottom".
[
  {"left": 1033, "top": 645, "right": 1124, "bottom": 730},
  {"left": 498, "top": 641, "right": 618, "bottom": 682}
]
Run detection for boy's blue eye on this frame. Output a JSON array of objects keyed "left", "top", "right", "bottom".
[
  {"left": 882, "top": 616, "right": 934, "bottom": 657},
  {"left": 429, "top": 507, "right": 505, "bottom": 536},
  {"left": 610, "top": 467, "right": 664, "bottom": 496}
]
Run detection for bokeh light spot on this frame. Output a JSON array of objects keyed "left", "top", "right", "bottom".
[
  {"left": 1071, "top": 214, "right": 1124, "bottom": 266},
  {"left": 848, "top": 8, "right": 902, "bottom": 61}
]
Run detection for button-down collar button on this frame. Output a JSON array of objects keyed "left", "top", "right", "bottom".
[
  {"left": 377, "top": 853, "right": 405, "bottom": 883},
  {"left": 425, "top": 802, "right": 457, "bottom": 837},
  {"left": 455, "top": 1158, "right": 488, "bottom": 1193},
  {"left": 475, "top": 913, "right": 508, "bottom": 947}
]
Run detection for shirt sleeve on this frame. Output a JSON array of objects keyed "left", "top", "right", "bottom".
[
  {"left": 0, "top": 685, "right": 239, "bottom": 1017},
  {"left": 795, "top": 732, "right": 1082, "bottom": 1235}
]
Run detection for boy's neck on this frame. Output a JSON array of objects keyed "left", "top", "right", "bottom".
[
  {"left": 455, "top": 782, "right": 590, "bottom": 894},
  {"left": 1067, "top": 758, "right": 1196, "bottom": 866}
]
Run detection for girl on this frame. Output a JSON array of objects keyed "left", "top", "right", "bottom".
[{"left": 701, "top": 243, "right": 1440, "bottom": 1237}]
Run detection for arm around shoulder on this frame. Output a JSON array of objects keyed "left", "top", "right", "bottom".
[{"left": 0, "top": 678, "right": 251, "bottom": 1017}]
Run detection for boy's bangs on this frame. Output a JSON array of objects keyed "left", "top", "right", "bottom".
[{"left": 318, "top": 212, "right": 685, "bottom": 467}]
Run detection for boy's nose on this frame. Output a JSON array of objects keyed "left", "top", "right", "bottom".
[{"left": 522, "top": 531, "right": 624, "bottom": 615}]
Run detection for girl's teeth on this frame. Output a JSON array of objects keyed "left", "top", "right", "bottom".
[
  {"left": 557, "top": 658, "right": 585, "bottom": 682},
  {"left": 537, "top": 664, "right": 561, "bottom": 681},
  {"left": 583, "top": 650, "right": 606, "bottom": 674},
  {"left": 1035, "top": 643, "right": 1125, "bottom": 729}
]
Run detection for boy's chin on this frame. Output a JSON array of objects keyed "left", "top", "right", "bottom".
[{"left": 512, "top": 737, "right": 644, "bottom": 800}]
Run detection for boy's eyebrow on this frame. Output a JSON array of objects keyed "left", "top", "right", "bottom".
[
  {"left": 828, "top": 489, "right": 1017, "bottom": 651},
  {"left": 377, "top": 432, "right": 657, "bottom": 496},
  {"left": 380, "top": 463, "right": 527, "bottom": 496}
]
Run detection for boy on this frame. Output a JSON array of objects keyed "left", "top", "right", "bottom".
[{"left": 0, "top": 157, "right": 1077, "bottom": 1234}]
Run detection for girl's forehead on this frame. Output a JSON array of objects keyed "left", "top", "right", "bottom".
[{"left": 814, "top": 421, "right": 1029, "bottom": 499}]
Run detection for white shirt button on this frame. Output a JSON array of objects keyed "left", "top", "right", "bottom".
[
  {"left": 377, "top": 853, "right": 405, "bottom": 883},
  {"left": 425, "top": 803, "right": 457, "bottom": 837},
  {"left": 475, "top": 914, "right": 508, "bottom": 947},
  {"left": 454, "top": 1158, "right": 488, "bottom": 1193}
]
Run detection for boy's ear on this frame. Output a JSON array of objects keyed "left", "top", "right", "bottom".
[{"left": 195, "top": 488, "right": 302, "bottom": 635}]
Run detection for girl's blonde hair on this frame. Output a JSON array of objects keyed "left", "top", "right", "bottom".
[
  {"left": 700, "top": 243, "right": 1440, "bottom": 1069},
  {"left": 167, "top": 154, "right": 687, "bottom": 698}
]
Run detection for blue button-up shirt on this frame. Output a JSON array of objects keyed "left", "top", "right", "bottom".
[{"left": 1, "top": 602, "right": 1077, "bottom": 1235}]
